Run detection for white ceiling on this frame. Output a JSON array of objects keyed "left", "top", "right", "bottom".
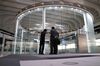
[
  {"left": 20, "top": 7, "right": 84, "bottom": 32},
  {"left": 0, "top": 0, "right": 100, "bottom": 33}
]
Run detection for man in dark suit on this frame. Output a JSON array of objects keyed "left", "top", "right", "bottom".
[
  {"left": 50, "top": 27, "right": 59, "bottom": 54},
  {"left": 39, "top": 29, "right": 47, "bottom": 54}
]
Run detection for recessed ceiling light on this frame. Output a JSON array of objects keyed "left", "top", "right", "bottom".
[
  {"left": 35, "top": 8, "right": 41, "bottom": 11},
  {"left": 60, "top": 6, "right": 64, "bottom": 9},
  {"left": 28, "top": 11, "right": 31, "bottom": 13},
  {"left": 54, "top": 6, "right": 58, "bottom": 9},
  {"left": 47, "top": 7, "right": 52, "bottom": 9},
  {"left": 36, "top": 24, "right": 41, "bottom": 26}
]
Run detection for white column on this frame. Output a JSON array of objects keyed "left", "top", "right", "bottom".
[
  {"left": 42, "top": 8, "right": 46, "bottom": 54},
  {"left": 83, "top": 12, "right": 91, "bottom": 53},
  {"left": 20, "top": 29, "right": 24, "bottom": 54},
  {"left": 83, "top": 12, "right": 96, "bottom": 53},
  {"left": 42, "top": 8, "right": 46, "bottom": 29},
  {"left": 14, "top": 20, "right": 19, "bottom": 54}
]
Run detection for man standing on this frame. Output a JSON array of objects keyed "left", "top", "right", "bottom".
[
  {"left": 39, "top": 29, "right": 47, "bottom": 54},
  {"left": 50, "top": 27, "right": 59, "bottom": 54}
]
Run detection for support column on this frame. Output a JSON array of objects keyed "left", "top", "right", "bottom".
[
  {"left": 42, "top": 8, "right": 46, "bottom": 29},
  {"left": 42, "top": 8, "right": 46, "bottom": 54},
  {"left": 20, "top": 29, "right": 24, "bottom": 54},
  {"left": 83, "top": 12, "right": 96, "bottom": 53},
  {"left": 14, "top": 20, "right": 19, "bottom": 54}
]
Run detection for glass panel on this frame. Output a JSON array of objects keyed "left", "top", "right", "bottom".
[
  {"left": 14, "top": 6, "right": 96, "bottom": 54},
  {"left": 45, "top": 7, "right": 79, "bottom": 53},
  {"left": 14, "top": 9, "right": 43, "bottom": 54},
  {"left": 83, "top": 12, "right": 96, "bottom": 53}
]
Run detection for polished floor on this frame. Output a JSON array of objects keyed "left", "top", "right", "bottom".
[
  {"left": 0, "top": 53, "right": 100, "bottom": 66},
  {"left": 21, "top": 56, "right": 100, "bottom": 66}
]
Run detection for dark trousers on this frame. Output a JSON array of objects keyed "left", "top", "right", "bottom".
[
  {"left": 50, "top": 44, "right": 58, "bottom": 54},
  {"left": 39, "top": 43, "right": 44, "bottom": 54}
]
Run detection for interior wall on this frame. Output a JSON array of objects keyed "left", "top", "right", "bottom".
[{"left": 78, "top": 34, "right": 88, "bottom": 53}]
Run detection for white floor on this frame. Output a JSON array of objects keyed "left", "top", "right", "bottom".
[{"left": 20, "top": 56, "right": 100, "bottom": 66}]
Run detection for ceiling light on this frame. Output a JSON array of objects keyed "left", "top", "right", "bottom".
[
  {"left": 29, "top": 28, "right": 34, "bottom": 30},
  {"left": 60, "top": 6, "right": 64, "bottom": 9},
  {"left": 30, "top": 31, "right": 35, "bottom": 34},
  {"left": 35, "top": 8, "right": 41, "bottom": 11},
  {"left": 28, "top": 11, "right": 31, "bottom": 13},
  {"left": 74, "top": 8, "right": 78, "bottom": 12},
  {"left": 55, "top": 24, "right": 62, "bottom": 27},
  {"left": 70, "top": 8, "right": 74, "bottom": 10},
  {"left": 47, "top": 7, "right": 53, "bottom": 9},
  {"left": 54, "top": 6, "right": 58, "bottom": 9},
  {"left": 36, "top": 24, "right": 41, "bottom": 26},
  {"left": 45, "top": 23, "right": 49, "bottom": 24}
]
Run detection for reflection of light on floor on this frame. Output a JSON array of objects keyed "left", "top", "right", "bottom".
[
  {"left": 58, "top": 44, "right": 75, "bottom": 50},
  {"left": 96, "top": 39, "right": 100, "bottom": 46}
]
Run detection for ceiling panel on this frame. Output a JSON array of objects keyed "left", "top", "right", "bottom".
[
  {"left": 20, "top": 8, "right": 84, "bottom": 32},
  {"left": 0, "top": 0, "right": 100, "bottom": 33}
]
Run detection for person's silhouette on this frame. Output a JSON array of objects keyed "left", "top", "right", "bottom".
[
  {"left": 50, "top": 27, "right": 59, "bottom": 54},
  {"left": 39, "top": 29, "right": 47, "bottom": 54}
]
